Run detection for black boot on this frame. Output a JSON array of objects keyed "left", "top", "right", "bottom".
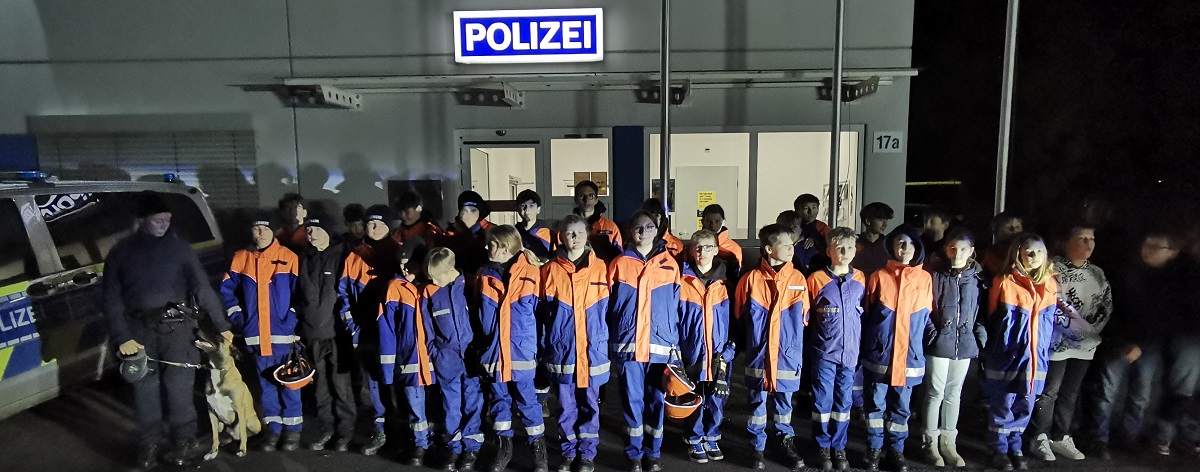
[
  {"left": 258, "top": 432, "right": 281, "bottom": 452},
  {"left": 782, "top": 436, "right": 805, "bottom": 468},
  {"left": 644, "top": 456, "right": 661, "bottom": 472},
  {"left": 280, "top": 431, "right": 301, "bottom": 452},
  {"left": 164, "top": 438, "right": 205, "bottom": 466},
  {"left": 308, "top": 431, "right": 333, "bottom": 451},
  {"left": 135, "top": 443, "right": 160, "bottom": 470},
  {"left": 818, "top": 448, "right": 834, "bottom": 470},
  {"left": 408, "top": 447, "right": 427, "bottom": 466},
  {"left": 555, "top": 456, "right": 574, "bottom": 472},
  {"left": 460, "top": 451, "right": 478, "bottom": 471},
  {"left": 751, "top": 451, "right": 766, "bottom": 470},
  {"left": 1009, "top": 451, "right": 1028, "bottom": 470},
  {"left": 864, "top": 448, "right": 881, "bottom": 472},
  {"left": 444, "top": 451, "right": 461, "bottom": 471},
  {"left": 361, "top": 431, "right": 386, "bottom": 456},
  {"left": 491, "top": 437, "right": 514, "bottom": 472},
  {"left": 990, "top": 452, "right": 1014, "bottom": 471},
  {"left": 884, "top": 449, "right": 908, "bottom": 472},
  {"left": 832, "top": 449, "right": 850, "bottom": 471},
  {"left": 628, "top": 457, "right": 643, "bottom": 472},
  {"left": 532, "top": 437, "right": 550, "bottom": 472},
  {"left": 332, "top": 436, "right": 351, "bottom": 453},
  {"left": 578, "top": 457, "right": 595, "bottom": 472}
]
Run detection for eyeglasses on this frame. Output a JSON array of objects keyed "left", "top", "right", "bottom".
[
  {"left": 693, "top": 244, "right": 717, "bottom": 253},
  {"left": 632, "top": 224, "right": 658, "bottom": 234}
]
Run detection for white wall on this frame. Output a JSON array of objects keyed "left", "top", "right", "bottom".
[{"left": 0, "top": 0, "right": 915, "bottom": 220}]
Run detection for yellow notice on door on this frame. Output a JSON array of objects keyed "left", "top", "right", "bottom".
[{"left": 696, "top": 191, "right": 716, "bottom": 229}]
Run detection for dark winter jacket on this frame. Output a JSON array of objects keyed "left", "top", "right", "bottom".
[
  {"left": 925, "top": 259, "right": 988, "bottom": 359},
  {"left": 297, "top": 241, "right": 347, "bottom": 340}
]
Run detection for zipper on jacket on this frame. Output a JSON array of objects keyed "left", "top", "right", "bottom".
[{"left": 954, "top": 273, "right": 961, "bottom": 359}]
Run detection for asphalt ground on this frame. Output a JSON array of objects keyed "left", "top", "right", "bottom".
[{"left": 0, "top": 367, "right": 1195, "bottom": 472}]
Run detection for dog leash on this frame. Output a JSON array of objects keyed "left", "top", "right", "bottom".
[{"left": 148, "top": 356, "right": 207, "bottom": 370}]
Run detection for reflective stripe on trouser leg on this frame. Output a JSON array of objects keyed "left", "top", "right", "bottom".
[
  {"left": 357, "top": 350, "right": 387, "bottom": 431},
  {"left": 442, "top": 373, "right": 484, "bottom": 454},
  {"left": 257, "top": 353, "right": 287, "bottom": 434},
  {"left": 883, "top": 384, "right": 914, "bottom": 452},
  {"left": 512, "top": 377, "right": 546, "bottom": 441},
  {"left": 404, "top": 386, "right": 431, "bottom": 449},
  {"left": 864, "top": 382, "right": 888, "bottom": 450},
  {"left": 771, "top": 391, "right": 795, "bottom": 437},
  {"left": 747, "top": 388, "right": 770, "bottom": 451},
  {"left": 988, "top": 392, "right": 1034, "bottom": 454},
  {"left": 811, "top": 359, "right": 854, "bottom": 449},
  {"left": 556, "top": 382, "right": 602, "bottom": 460},
  {"left": 621, "top": 361, "right": 648, "bottom": 459},
  {"left": 281, "top": 385, "right": 304, "bottom": 432},
  {"left": 853, "top": 366, "right": 864, "bottom": 408},
  {"left": 489, "top": 382, "right": 515, "bottom": 437},
  {"left": 644, "top": 370, "right": 666, "bottom": 458},
  {"left": 830, "top": 363, "right": 855, "bottom": 450},
  {"left": 688, "top": 389, "right": 726, "bottom": 444},
  {"left": 462, "top": 376, "right": 484, "bottom": 451}
]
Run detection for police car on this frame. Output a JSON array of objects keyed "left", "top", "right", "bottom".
[{"left": 0, "top": 171, "right": 225, "bottom": 420}]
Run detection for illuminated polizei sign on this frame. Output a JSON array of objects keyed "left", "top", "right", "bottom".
[{"left": 454, "top": 8, "right": 604, "bottom": 64}]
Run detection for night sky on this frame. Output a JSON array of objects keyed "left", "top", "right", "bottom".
[{"left": 907, "top": 0, "right": 1200, "bottom": 259}]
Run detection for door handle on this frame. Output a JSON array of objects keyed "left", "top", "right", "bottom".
[{"left": 72, "top": 271, "right": 99, "bottom": 286}]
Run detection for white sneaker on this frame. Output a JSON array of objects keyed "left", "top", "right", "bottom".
[
  {"left": 1048, "top": 436, "right": 1085, "bottom": 460},
  {"left": 1029, "top": 434, "right": 1056, "bottom": 461}
]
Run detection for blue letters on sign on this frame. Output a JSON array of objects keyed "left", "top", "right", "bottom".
[{"left": 454, "top": 8, "right": 604, "bottom": 64}]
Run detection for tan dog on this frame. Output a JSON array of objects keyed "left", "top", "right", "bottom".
[{"left": 195, "top": 332, "right": 261, "bottom": 459}]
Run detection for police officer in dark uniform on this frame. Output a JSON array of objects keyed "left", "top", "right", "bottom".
[{"left": 102, "top": 191, "right": 234, "bottom": 468}]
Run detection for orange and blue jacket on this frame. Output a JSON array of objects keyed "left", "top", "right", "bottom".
[
  {"left": 391, "top": 218, "right": 443, "bottom": 246},
  {"left": 221, "top": 240, "right": 299, "bottom": 356},
  {"left": 517, "top": 219, "right": 556, "bottom": 261},
  {"left": 735, "top": 259, "right": 808, "bottom": 392},
  {"left": 982, "top": 270, "right": 1058, "bottom": 395},
  {"left": 477, "top": 253, "right": 541, "bottom": 383},
  {"left": 715, "top": 227, "right": 744, "bottom": 277},
  {"left": 679, "top": 260, "right": 735, "bottom": 382},
  {"left": 662, "top": 228, "right": 685, "bottom": 261},
  {"left": 339, "top": 237, "right": 399, "bottom": 345},
  {"left": 378, "top": 275, "right": 434, "bottom": 387},
  {"left": 862, "top": 227, "right": 934, "bottom": 387},
  {"left": 539, "top": 249, "right": 611, "bottom": 387},
  {"left": 576, "top": 202, "right": 622, "bottom": 262},
  {"left": 421, "top": 274, "right": 474, "bottom": 381},
  {"left": 806, "top": 267, "right": 868, "bottom": 367},
  {"left": 608, "top": 241, "right": 682, "bottom": 365}
]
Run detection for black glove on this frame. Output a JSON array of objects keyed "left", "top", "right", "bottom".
[{"left": 712, "top": 355, "right": 730, "bottom": 399}]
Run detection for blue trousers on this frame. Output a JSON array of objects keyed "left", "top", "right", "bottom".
[
  {"left": 619, "top": 361, "right": 666, "bottom": 459},
  {"left": 489, "top": 377, "right": 546, "bottom": 442},
  {"left": 853, "top": 366, "right": 864, "bottom": 408},
  {"left": 1088, "top": 341, "right": 1163, "bottom": 443},
  {"left": 255, "top": 352, "right": 303, "bottom": 433},
  {"left": 865, "top": 383, "right": 913, "bottom": 451},
  {"left": 557, "top": 382, "right": 602, "bottom": 460},
  {"left": 988, "top": 392, "right": 1034, "bottom": 454},
  {"left": 686, "top": 384, "right": 728, "bottom": 445},
  {"left": 355, "top": 348, "right": 387, "bottom": 431},
  {"left": 400, "top": 385, "right": 431, "bottom": 449},
  {"left": 811, "top": 360, "right": 855, "bottom": 450},
  {"left": 747, "top": 389, "right": 795, "bottom": 451},
  {"left": 440, "top": 373, "right": 484, "bottom": 453}
]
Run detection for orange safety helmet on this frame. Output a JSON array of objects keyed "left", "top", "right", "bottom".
[
  {"left": 665, "top": 391, "right": 704, "bottom": 419},
  {"left": 273, "top": 343, "right": 314, "bottom": 390},
  {"left": 662, "top": 363, "right": 697, "bottom": 397}
]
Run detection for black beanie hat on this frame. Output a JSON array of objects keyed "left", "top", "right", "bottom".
[
  {"left": 249, "top": 209, "right": 276, "bottom": 230},
  {"left": 135, "top": 191, "right": 172, "bottom": 218},
  {"left": 304, "top": 213, "right": 337, "bottom": 236},
  {"left": 364, "top": 204, "right": 394, "bottom": 230},
  {"left": 457, "top": 191, "right": 492, "bottom": 220}
]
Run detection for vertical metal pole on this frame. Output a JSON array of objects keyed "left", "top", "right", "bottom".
[
  {"left": 659, "top": 0, "right": 672, "bottom": 215},
  {"left": 828, "top": 0, "right": 845, "bottom": 227},
  {"left": 995, "top": 0, "right": 1020, "bottom": 214}
]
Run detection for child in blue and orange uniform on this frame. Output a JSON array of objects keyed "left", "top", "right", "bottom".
[
  {"left": 573, "top": 180, "right": 622, "bottom": 263},
  {"left": 378, "top": 236, "right": 434, "bottom": 466},
  {"left": 392, "top": 190, "right": 443, "bottom": 246},
  {"left": 515, "top": 189, "right": 556, "bottom": 261},
  {"left": 700, "top": 204, "right": 744, "bottom": 281},
  {"left": 735, "top": 223, "right": 808, "bottom": 470},
  {"left": 982, "top": 233, "right": 1058, "bottom": 471},
  {"left": 608, "top": 210, "right": 682, "bottom": 472},
  {"left": 641, "top": 198, "right": 685, "bottom": 261},
  {"left": 423, "top": 247, "right": 484, "bottom": 471},
  {"left": 679, "top": 229, "right": 736, "bottom": 464},
  {"left": 477, "top": 225, "right": 549, "bottom": 472},
  {"left": 540, "top": 214, "right": 611, "bottom": 472},
  {"left": 795, "top": 193, "right": 832, "bottom": 254},
  {"left": 220, "top": 214, "right": 302, "bottom": 450},
  {"left": 861, "top": 224, "right": 933, "bottom": 472},
  {"left": 807, "top": 227, "right": 867, "bottom": 471},
  {"left": 339, "top": 204, "right": 401, "bottom": 454}
]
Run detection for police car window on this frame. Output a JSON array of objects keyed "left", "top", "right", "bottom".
[
  {"left": 0, "top": 199, "right": 39, "bottom": 287},
  {"left": 40, "top": 192, "right": 214, "bottom": 270}
]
